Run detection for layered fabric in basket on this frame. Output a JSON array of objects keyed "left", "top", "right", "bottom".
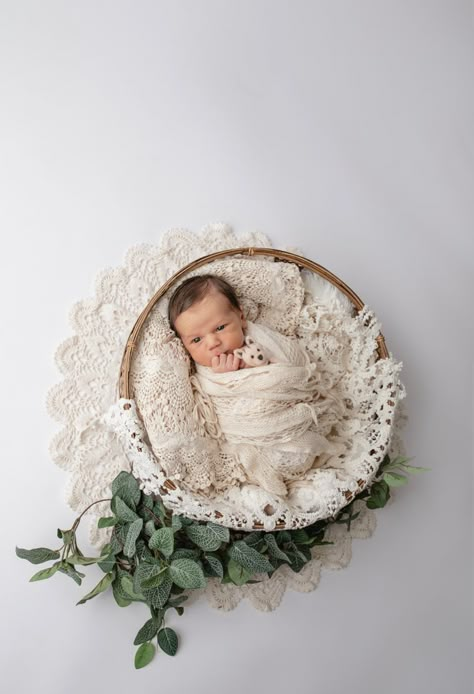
[{"left": 105, "top": 254, "right": 404, "bottom": 531}]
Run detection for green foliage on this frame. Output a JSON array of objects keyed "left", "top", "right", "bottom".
[
  {"left": 149, "top": 528, "right": 174, "bottom": 557},
  {"left": 228, "top": 541, "right": 274, "bottom": 574},
  {"left": 169, "top": 559, "right": 206, "bottom": 589},
  {"left": 76, "top": 572, "right": 115, "bottom": 605},
  {"left": 133, "top": 616, "right": 162, "bottom": 646},
  {"left": 185, "top": 522, "right": 229, "bottom": 551},
  {"left": 157, "top": 627, "right": 178, "bottom": 656},
  {"left": 17, "top": 452, "right": 422, "bottom": 669},
  {"left": 16, "top": 547, "right": 60, "bottom": 564},
  {"left": 134, "top": 642, "right": 156, "bottom": 669},
  {"left": 29, "top": 562, "right": 61, "bottom": 582}
]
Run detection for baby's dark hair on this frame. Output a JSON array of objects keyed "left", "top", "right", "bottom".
[{"left": 168, "top": 274, "right": 241, "bottom": 332}]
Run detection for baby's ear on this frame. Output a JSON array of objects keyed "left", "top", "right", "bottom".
[{"left": 245, "top": 336, "right": 254, "bottom": 346}]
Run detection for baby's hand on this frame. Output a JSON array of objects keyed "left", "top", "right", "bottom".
[{"left": 211, "top": 353, "right": 242, "bottom": 373}]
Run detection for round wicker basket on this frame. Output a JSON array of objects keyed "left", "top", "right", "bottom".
[{"left": 118, "top": 247, "right": 389, "bottom": 530}]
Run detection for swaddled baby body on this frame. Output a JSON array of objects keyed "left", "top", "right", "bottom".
[{"left": 168, "top": 275, "right": 343, "bottom": 496}]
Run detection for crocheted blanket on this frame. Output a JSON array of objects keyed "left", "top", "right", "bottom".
[{"left": 193, "top": 321, "right": 345, "bottom": 497}]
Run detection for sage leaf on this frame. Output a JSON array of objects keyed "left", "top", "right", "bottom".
[
  {"left": 227, "top": 558, "right": 252, "bottom": 586},
  {"left": 185, "top": 523, "right": 229, "bottom": 551},
  {"left": 149, "top": 527, "right": 174, "bottom": 558},
  {"left": 76, "top": 571, "right": 114, "bottom": 605},
  {"left": 16, "top": 547, "right": 60, "bottom": 565},
  {"left": 133, "top": 617, "right": 160, "bottom": 646},
  {"left": 243, "top": 532, "right": 264, "bottom": 548},
  {"left": 203, "top": 554, "right": 224, "bottom": 578},
  {"left": 171, "top": 515, "right": 182, "bottom": 531},
  {"left": 112, "top": 573, "right": 132, "bottom": 607},
  {"left": 124, "top": 518, "right": 144, "bottom": 557},
  {"left": 134, "top": 563, "right": 161, "bottom": 593},
  {"left": 228, "top": 541, "right": 273, "bottom": 574},
  {"left": 157, "top": 627, "right": 178, "bottom": 656},
  {"left": 66, "top": 554, "right": 101, "bottom": 566},
  {"left": 167, "top": 595, "right": 188, "bottom": 608},
  {"left": 144, "top": 574, "right": 172, "bottom": 609},
  {"left": 264, "top": 534, "right": 291, "bottom": 563},
  {"left": 58, "top": 564, "right": 85, "bottom": 585},
  {"left": 383, "top": 472, "right": 408, "bottom": 487},
  {"left": 398, "top": 463, "right": 429, "bottom": 474},
  {"left": 98, "top": 517, "right": 117, "bottom": 529},
  {"left": 169, "top": 559, "right": 206, "bottom": 589},
  {"left": 134, "top": 642, "right": 156, "bottom": 669},
  {"left": 113, "top": 497, "right": 140, "bottom": 523},
  {"left": 112, "top": 471, "right": 141, "bottom": 508},
  {"left": 121, "top": 575, "right": 145, "bottom": 601},
  {"left": 141, "top": 567, "right": 168, "bottom": 590},
  {"left": 29, "top": 562, "right": 61, "bottom": 582},
  {"left": 144, "top": 520, "right": 156, "bottom": 537},
  {"left": 97, "top": 553, "right": 117, "bottom": 573},
  {"left": 170, "top": 548, "right": 200, "bottom": 561}
]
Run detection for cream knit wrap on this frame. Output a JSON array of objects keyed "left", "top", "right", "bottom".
[{"left": 193, "top": 321, "right": 345, "bottom": 497}]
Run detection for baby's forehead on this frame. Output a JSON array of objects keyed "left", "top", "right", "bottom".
[{"left": 175, "top": 290, "right": 236, "bottom": 333}]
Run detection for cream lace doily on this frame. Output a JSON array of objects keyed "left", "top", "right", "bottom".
[{"left": 47, "top": 223, "right": 406, "bottom": 612}]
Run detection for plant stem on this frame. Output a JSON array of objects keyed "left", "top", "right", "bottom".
[{"left": 71, "top": 498, "right": 112, "bottom": 531}]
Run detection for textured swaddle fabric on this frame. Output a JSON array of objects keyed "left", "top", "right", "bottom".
[{"left": 193, "top": 321, "right": 345, "bottom": 497}]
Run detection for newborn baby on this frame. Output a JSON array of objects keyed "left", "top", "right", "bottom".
[
  {"left": 168, "top": 274, "right": 343, "bottom": 497},
  {"left": 168, "top": 274, "right": 266, "bottom": 372}
]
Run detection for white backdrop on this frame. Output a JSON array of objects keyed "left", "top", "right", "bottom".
[{"left": 0, "top": 2, "right": 472, "bottom": 692}]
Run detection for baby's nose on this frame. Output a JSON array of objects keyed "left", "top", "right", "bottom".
[{"left": 207, "top": 333, "right": 221, "bottom": 349}]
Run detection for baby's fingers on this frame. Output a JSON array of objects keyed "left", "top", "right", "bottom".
[{"left": 227, "top": 353, "right": 240, "bottom": 371}]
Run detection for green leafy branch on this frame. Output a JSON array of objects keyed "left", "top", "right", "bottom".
[{"left": 16, "top": 454, "right": 426, "bottom": 669}]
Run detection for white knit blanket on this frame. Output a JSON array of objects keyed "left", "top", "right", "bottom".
[{"left": 193, "top": 322, "right": 345, "bottom": 497}]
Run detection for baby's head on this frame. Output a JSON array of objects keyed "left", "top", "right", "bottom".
[{"left": 168, "top": 275, "right": 246, "bottom": 367}]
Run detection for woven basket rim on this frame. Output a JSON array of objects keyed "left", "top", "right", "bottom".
[
  {"left": 119, "top": 246, "right": 388, "bottom": 398},
  {"left": 117, "top": 246, "right": 389, "bottom": 530}
]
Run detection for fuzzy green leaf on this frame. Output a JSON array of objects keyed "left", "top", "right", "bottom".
[
  {"left": 97, "top": 553, "right": 117, "bottom": 573},
  {"left": 171, "top": 515, "right": 182, "bottom": 531},
  {"left": 203, "top": 554, "right": 224, "bottom": 578},
  {"left": 121, "top": 575, "right": 145, "bottom": 601},
  {"left": 169, "top": 559, "right": 206, "bottom": 589},
  {"left": 16, "top": 547, "right": 60, "bottom": 565},
  {"left": 112, "top": 471, "right": 141, "bottom": 508},
  {"left": 29, "top": 562, "right": 61, "bottom": 582},
  {"left": 76, "top": 572, "right": 114, "bottom": 605},
  {"left": 58, "top": 564, "right": 85, "bottom": 585},
  {"left": 98, "top": 517, "right": 118, "bottom": 529},
  {"left": 185, "top": 523, "right": 229, "bottom": 551},
  {"left": 228, "top": 541, "right": 273, "bottom": 574},
  {"left": 140, "top": 567, "right": 168, "bottom": 590},
  {"left": 227, "top": 559, "right": 253, "bottom": 586},
  {"left": 264, "top": 534, "right": 291, "bottom": 563},
  {"left": 157, "top": 627, "right": 178, "bottom": 656},
  {"left": 113, "top": 497, "right": 140, "bottom": 523},
  {"left": 124, "top": 519, "right": 143, "bottom": 558},
  {"left": 149, "top": 527, "right": 174, "bottom": 558},
  {"left": 398, "top": 463, "right": 430, "bottom": 474},
  {"left": 144, "top": 574, "right": 173, "bottom": 609},
  {"left": 383, "top": 472, "right": 408, "bottom": 487},
  {"left": 133, "top": 617, "right": 161, "bottom": 646},
  {"left": 171, "top": 548, "right": 200, "bottom": 561},
  {"left": 65, "top": 554, "right": 101, "bottom": 566},
  {"left": 112, "top": 573, "right": 132, "bottom": 607},
  {"left": 134, "top": 642, "right": 156, "bottom": 669},
  {"left": 144, "top": 520, "right": 156, "bottom": 537}
]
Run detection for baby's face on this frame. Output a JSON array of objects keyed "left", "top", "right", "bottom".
[{"left": 174, "top": 290, "right": 246, "bottom": 367}]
